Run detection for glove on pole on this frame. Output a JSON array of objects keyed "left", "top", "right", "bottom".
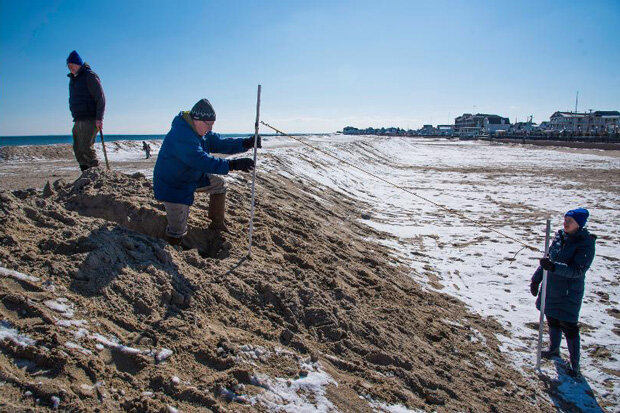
[{"left": 248, "top": 84, "right": 261, "bottom": 257}]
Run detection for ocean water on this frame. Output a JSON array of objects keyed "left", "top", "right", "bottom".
[{"left": 0, "top": 134, "right": 248, "bottom": 147}]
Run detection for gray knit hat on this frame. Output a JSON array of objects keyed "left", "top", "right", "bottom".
[{"left": 190, "top": 98, "right": 216, "bottom": 121}]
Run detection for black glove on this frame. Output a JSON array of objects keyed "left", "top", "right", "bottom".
[
  {"left": 228, "top": 158, "right": 255, "bottom": 172},
  {"left": 530, "top": 281, "right": 540, "bottom": 297},
  {"left": 539, "top": 258, "right": 556, "bottom": 272},
  {"left": 242, "top": 135, "right": 261, "bottom": 150}
]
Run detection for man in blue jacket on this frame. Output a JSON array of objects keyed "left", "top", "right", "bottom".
[
  {"left": 66, "top": 50, "right": 105, "bottom": 171},
  {"left": 530, "top": 208, "right": 596, "bottom": 377},
  {"left": 153, "top": 98, "right": 258, "bottom": 244}
]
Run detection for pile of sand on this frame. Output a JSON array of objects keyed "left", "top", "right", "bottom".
[{"left": 0, "top": 168, "right": 552, "bottom": 412}]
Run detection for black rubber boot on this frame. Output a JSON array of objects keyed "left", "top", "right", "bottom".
[
  {"left": 566, "top": 336, "right": 581, "bottom": 377},
  {"left": 80, "top": 164, "right": 90, "bottom": 171},
  {"left": 541, "top": 324, "right": 562, "bottom": 359}
]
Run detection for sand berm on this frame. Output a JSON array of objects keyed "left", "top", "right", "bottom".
[{"left": 0, "top": 166, "right": 553, "bottom": 412}]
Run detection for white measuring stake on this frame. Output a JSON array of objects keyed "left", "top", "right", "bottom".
[
  {"left": 536, "top": 219, "right": 552, "bottom": 370},
  {"left": 247, "top": 84, "right": 261, "bottom": 257}
]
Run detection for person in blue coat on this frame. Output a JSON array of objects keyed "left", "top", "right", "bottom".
[
  {"left": 530, "top": 208, "right": 596, "bottom": 376},
  {"left": 153, "top": 98, "right": 260, "bottom": 243}
]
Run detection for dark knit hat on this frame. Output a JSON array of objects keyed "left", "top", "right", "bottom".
[
  {"left": 190, "top": 99, "right": 216, "bottom": 121},
  {"left": 565, "top": 208, "right": 589, "bottom": 228},
  {"left": 66, "top": 50, "right": 83, "bottom": 66}
]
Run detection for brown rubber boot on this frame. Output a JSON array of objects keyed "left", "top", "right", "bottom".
[
  {"left": 208, "top": 192, "right": 229, "bottom": 232},
  {"left": 164, "top": 234, "right": 183, "bottom": 246}
]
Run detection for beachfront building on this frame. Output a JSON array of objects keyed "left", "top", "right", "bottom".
[
  {"left": 549, "top": 112, "right": 587, "bottom": 132},
  {"left": 549, "top": 110, "right": 620, "bottom": 133},
  {"left": 484, "top": 115, "right": 511, "bottom": 133},
  {"left": 418, "top": 124, "right": 437, "bottom": 136},
  {"left": 455, "top": 113, "right": 510, "bottom": 135},
  {"left": 593, "top": 111, "right": 620, "bottom": 132},
  {"left": 511, "top": 121, "right": 539, "bottom": 133},
  {"left": 437, "top": 125, "right": 455, "bottom": 136}
]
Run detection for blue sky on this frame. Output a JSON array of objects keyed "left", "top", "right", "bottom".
[{"left": 1, "top": 0, "right": 619, "bottom": 135}]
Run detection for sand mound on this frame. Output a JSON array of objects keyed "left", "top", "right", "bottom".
[{"left": 0, "top": 168, "right": 552, "bottom": 412}]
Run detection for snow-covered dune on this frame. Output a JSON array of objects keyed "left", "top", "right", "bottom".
[{"left": 261, "top": 134, "right": 620, "bottom": 410}]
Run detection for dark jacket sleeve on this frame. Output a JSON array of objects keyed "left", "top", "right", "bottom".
[
  {"left": 553, "top": 236, "right": 596, "bottom": 279},
  {"left": 86, "top": 72, "right": 106, "bottom": 120}
]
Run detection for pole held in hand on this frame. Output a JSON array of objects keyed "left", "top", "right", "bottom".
[
  {"left": 247, "top": 84, "right": 261, "bottom": 257},
  {"left": 99, "top": 129, "right": 111, "bottom": 171},
  {"left": 536, "top": 219, "right": 551, "bottom": 370}
]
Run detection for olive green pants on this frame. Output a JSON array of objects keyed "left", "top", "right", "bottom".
[
  {"left": 72, "top": 120, "right": 99, "bottom": 169},
  {"left": 163, "top": 175, "right": 227, "bottom": 238}
]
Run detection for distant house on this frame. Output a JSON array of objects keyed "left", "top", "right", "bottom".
[
  {"left": 418, "top": 124, "right": 436, "bottom": 136},
  {"left": 511, "top": 121, "right": 538, "bottom": 133},
  {"left": 483, "top": 115, "right": 511, "bottom": 133},
  {"left": 549, "top": 112, "right": 587, "bottom": 132},
  {"left": 455, "top": 113, "right": 510, "bottom": 134},
  {"left": 342, "top": 126, "right": 412, "bottom": 136},
  {"left": 549, "top": 110, "right": 620, "bottom": 133},
  {"left": 437, "top": 125, "right": 454, "bottom": 136},
  {"left": 593, "top": 111, "right": 620, "bottom": 132}
]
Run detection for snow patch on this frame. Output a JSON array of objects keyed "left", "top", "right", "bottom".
[
  {"left": 44, "top": 298, "right": 75, "bottom": 318},
  {"left": 0, "top": 320, "right": 36, "bottom": 347},
  {"left": 0, "top": 265, "right": 40, "bottom": 282},
  {"left": 249, "top": 361, "right": 337, "bottom": 412},
  {"left": 56, "top": 319, "right": 87, "bottom": 328},
  {"left": 65, "top": 340, "right": 93, "bottom": 355},
  {"left": 156, "top": 348, "right": 173, "bottom": 362}
]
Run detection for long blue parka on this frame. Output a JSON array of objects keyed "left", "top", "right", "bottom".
[
  {"left": 532, "top": 227, "right": 596, "bottom": 323},
  {"left": 153, "top": 112, "right": 248, "bottom": 205}
]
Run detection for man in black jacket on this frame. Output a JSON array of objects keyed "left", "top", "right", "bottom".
[{"left": 67, "top": 50, "right": 106, "bottom": 171}]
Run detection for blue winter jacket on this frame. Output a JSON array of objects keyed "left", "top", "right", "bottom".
[
  {"left": 153, "top": 113, "right": 247, "bottom": 205},
  {"left": 532, "top": 227, "right": 596, "bottom": 323}
]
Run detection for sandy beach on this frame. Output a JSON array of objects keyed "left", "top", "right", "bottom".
[{"left": 1, "top": 137, "right": 618, "bottom": 412}]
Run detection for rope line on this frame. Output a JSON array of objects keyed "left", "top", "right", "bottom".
[{"left": 261, "top": 121, "right": 540, "bottom": 252}]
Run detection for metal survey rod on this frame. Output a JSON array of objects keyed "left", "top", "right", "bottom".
[
  {"left": 247, "top": 84, "right": 261, "bottom": 257},
  {"left": 99, "top": 129, "right": 111, "bottom": 170},
  {"left": 536, "top": 219, "right": 552, "bottom": 370}
]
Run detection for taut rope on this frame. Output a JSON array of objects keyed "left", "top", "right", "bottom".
[{"left": 261, "top": 121, "right": 539, "bottom": 253}]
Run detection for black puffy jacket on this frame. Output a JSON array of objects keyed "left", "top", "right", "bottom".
[{"left": 68, "top": 64, "right": 105, "bottom": 121}]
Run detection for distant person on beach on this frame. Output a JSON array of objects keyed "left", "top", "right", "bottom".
[
  {"left": 530, "top": 208, "right": 596, "bottom": 377},
  {"left": 153, "top": 98, "right": 260, "bottom": 244},
  {"left": 142, "top": 141, "right": 151, "bottom": 159},
  {"left": 66, "top": 50, "right": 105, "bottom": 171}
]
